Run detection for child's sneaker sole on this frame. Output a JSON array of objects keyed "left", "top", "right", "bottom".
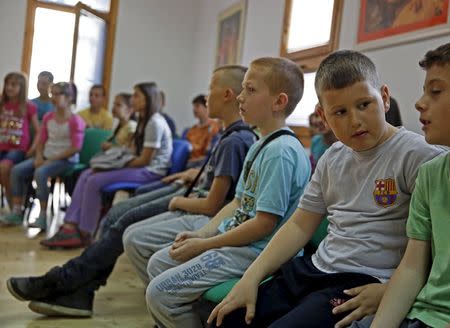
[{"left": 28, "top": 301, "right": 92, "bottom": 317}]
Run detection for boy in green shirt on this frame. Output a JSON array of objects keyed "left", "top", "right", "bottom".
[{"left": 354, "top": 43, "right": 450, "bottom": 328}]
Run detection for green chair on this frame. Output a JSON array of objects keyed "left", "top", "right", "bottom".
[
  {"left": 64, "top": 128, "right": 113, "bottom": 177},
  {"left": 62, "top": 128, "right": 113, "bottom": 196}
]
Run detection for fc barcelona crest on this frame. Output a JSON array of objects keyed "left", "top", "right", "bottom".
[{"left": 373, "top": 178, "right": 398, "bottom": 207}]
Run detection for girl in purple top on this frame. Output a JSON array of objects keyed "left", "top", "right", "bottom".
[
  {"left": 0, "top": 72, "right": 39, "bottom": 208},
  {"left": 1, "top": 82, "right": 85, "bottom": 229}
]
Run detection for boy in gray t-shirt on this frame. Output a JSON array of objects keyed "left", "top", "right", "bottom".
[{"left": 208, "top": 51, "right": 444, "bottom": 328}]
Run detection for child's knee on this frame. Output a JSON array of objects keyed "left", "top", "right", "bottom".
[
  {"left": 146, "top": 275, "right": 173, "bottom": 310},
  {"left": 34, "top": 166, "right": 50, "bottom": 183},
  {"left": 146, "top": 248, "right": 169, "bottom": 279},
  {"left": 122, "top": 225, "right": 141, "bottom": 258},
  {"left": 147, "top": 256, "right": 158, "bottom": 279},
  {"left": 0, "top": 161, "right": 12, "bottom": 172}
]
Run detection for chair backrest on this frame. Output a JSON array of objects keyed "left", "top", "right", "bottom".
[
  {"left": 79, "top": 128, "right": 113, "bottom": 165},
  {"left": 168, "top": 139, "right": 191, "bottom": 175}
]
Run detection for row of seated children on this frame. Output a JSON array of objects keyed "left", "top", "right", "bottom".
[
  {"left": 0, "top": 71, "right": 115, "bottom": 215},
  {"left": 0, "top": 77, "right": 174, "bottom": 245},
  {"left": 0, "top": 75, "right": 138, "bottom": 230},
  {"left": 7, "top": 44, "right": 450, "bottom": 328},
  {"left": 36, "top": 82, "right": 174, "bottom": 247},
  {"left": 6, "top": 64, "right": 258, "bottom": 316},
  {"left": 0, "top": 69, "right": 217, "bottom": 242}
]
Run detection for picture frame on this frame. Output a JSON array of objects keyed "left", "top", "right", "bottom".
[
  {"left": 215, "top": 0, "right": 247, "bottom": 67},
  {"left": 356, "top": 0, "right": 450, "bottom": 51}
]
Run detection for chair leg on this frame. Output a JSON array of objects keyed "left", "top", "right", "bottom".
[
  {"left": 23, "top": 181, "right": 36, "bottom": 225},
  {"left": 0, "top": 185, "right": 4, "bottom": 209}
]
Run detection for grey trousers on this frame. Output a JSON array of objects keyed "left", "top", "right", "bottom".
[
  {"left": 147, "top": 244, "right": 257, "bottom": 328},
  {"left": 123, "top": 211, "right": 211, "bottom": 284}
]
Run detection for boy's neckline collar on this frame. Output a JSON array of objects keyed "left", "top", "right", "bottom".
[
  {"left": 352, "top": 127, "right": 405, "bottom": 159},
  {"left": 223, "top": 119, "right": 244, "bottom": 131},
  {"left": 259, "top": 126, "right": 291, "bottom": 141}
]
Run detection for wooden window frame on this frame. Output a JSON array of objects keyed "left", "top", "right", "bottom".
[
  {"left": 280, "top": 0, "right": 343, "bottom": 72},
  {"left": 21, "top": 0, "right": 118, "bottom": 103}
]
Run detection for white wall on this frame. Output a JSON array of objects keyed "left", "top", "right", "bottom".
[
  {"left": 191, "top": 0, "right": 450, "bottom": 134},
  {"left": 0, "top": 1, "right": 27, "bottom": 82},
  {"left": 191, "top": 0, "right": 284, "bottom": 94},
  {"left": 110, "top": 0, "right": 200, "bottom": 128}
]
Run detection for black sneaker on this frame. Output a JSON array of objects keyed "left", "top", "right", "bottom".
[
  {"left": 6, "top": 276, "right": 53, "bottom": 301},
  {"left": 28, "top": 288, "right": 94, "bottom": 317}
]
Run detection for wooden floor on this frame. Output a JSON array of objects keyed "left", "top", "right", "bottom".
[{"left": 0, "top": 224, "right": 154, "bottom": 327}]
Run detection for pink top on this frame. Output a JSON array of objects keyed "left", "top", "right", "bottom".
[
  {"left": 0, "top": 101, "right": 37, "bottom": 152},
  {"left": 40, "top": 112, "right": 86, "bottom": 150}
]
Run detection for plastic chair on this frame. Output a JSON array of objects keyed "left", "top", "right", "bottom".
[{"left": 60, "top": 128, "right": 113, "bottom": 196}]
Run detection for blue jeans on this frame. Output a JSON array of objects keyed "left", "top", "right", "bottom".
[
  {"left": 135, "top": 180, "right": 169, "bottom": 195},
  {"left": 11, "top": 158, "right": 73, "bottom": 201}
]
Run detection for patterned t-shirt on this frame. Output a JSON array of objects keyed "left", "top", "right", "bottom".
[{"left": 218, "top": 127, "right": 311, "bottom": 254}]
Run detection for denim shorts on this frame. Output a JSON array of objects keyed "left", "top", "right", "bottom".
[{"left": 0, "top": 150, "right": 26, "bottom": 164}]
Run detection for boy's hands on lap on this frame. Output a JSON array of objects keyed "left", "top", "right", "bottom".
[
  {"left": 168, "top": 196, "right": 182, "bottom": 211},
  {"left": 333, "top": 283, "right": 387, "bottom": 328},
  {"left": 169, "top": 230, "right": 207, "bottom": 262},
  {"left": 208, "top": 277, "right": 259, "bottom": 326},
  {"left": 169, "top": 237, "right": 208, "bottom": 262}
]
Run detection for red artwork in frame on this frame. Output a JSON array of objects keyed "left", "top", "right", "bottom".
[{"left": 357, "top": 0, "right": 450, "bottom": 50}]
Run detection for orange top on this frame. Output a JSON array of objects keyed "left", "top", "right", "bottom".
[{"left": 186, "top": 119, "right": 221, "bottom": 159}]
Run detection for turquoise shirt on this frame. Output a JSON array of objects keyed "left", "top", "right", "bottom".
[
  {"left": 218, "top": 128, "right": 311, "bottom": 254},
  {"left": 31, "top": 97, "right": 54, "bottom": 121},
  {"left": 311, "top": 134, "right": 329, "bottom": 164}
]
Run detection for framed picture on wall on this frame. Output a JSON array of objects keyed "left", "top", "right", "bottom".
[
  {"left": 356, "top": 0, "right": 450, "bottom": 51},
  {"left": 215, "top": 0, "right": 247, "bottom": 67}
]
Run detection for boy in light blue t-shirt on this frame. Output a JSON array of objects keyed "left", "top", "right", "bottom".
[{"left": 137, "top": 57, "right": 311, "bottom": 328}]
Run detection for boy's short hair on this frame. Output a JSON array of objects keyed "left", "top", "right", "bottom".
[
  {"left": 213, "top": 65, "right": 248, "bottom": 96},
  {"left": 192, "top": 94, "right": 207, "bottom": 107},
  {"left": 250, "top": 57, "right": 304, "bottom": 116},
  {"left": 419, "top": 42, "right": 450, "bottom": 69},
  {"left": 90, "top": 84, "right": 106, "bottom": 96},
  {"left": 315, "top": 50, "right": 381, "bottom": 100},
  {"left": 38, "top": 71, "right": 54, "bottom": 82}
]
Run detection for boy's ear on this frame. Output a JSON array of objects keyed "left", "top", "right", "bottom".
[
  {"left": 273, "top": 92, "right": 289, "bottom": 113},
  {"left": 316, "top": 103, "right": 329, "bottom": 128},
  {"left": 224, "top": 88, "right": 234, "bottom": 102},
  {"left": 380, "top": 84, "right": 391, "bottom": 113}
]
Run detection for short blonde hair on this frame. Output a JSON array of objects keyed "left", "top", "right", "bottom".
[
  {"left": 250, "top": 57, "right": 304, "bottom": 116},
  {"left": 213, "top": 65, "right": 248, "bottom": 96}
]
